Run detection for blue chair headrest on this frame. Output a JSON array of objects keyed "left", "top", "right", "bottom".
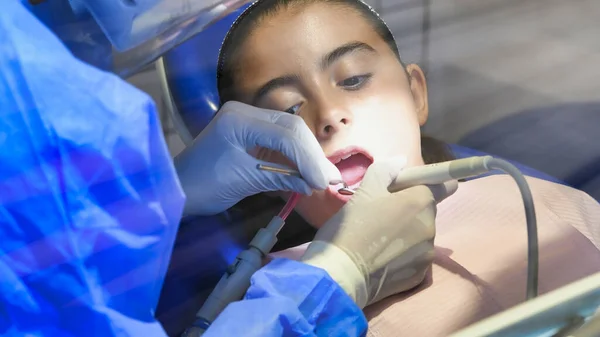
[{"left": 162, "top": 4, "right": 252, "bottom": 138}]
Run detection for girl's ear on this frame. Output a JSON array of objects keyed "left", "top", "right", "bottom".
[{"left": 406, "top": 64, "right": 428, "bottom": 126}]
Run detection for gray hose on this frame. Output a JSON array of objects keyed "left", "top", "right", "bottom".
[{"left": 488, "top": 158, "right": 539, "bottom": 299}]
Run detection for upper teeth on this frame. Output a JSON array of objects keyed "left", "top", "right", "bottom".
[{"left": 332, "top": 151, "right": 357, "bottom": 164}]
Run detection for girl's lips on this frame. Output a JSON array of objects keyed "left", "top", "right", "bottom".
[{"left": 327, "top": 146, "right": 374, "bottom": 165}]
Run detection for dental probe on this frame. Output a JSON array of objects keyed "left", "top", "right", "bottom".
[
  {"left": 256, "top": 164, "right": 354, "bottom": 194},
  {"left": 256, "top": 164, "right": 302, "bottom": 177},
  {"left": 387, "top": 156, "right": 495, "bottom": 192}
]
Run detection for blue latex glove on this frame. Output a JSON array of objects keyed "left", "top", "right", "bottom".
[
  {"left": 0, "top": 2, "right": 184, "bottom": 336},
  {"left": 174, "top": 101, "right": 343, "bottom": 216},
  {"left": 205, "top": 259, "right": 368, "bottom": 337}
]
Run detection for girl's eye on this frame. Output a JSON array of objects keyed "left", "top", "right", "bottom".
[
  {"left": 338, "top": 74, "right": 372, "bottom": 90},
  {"left": 285, "top": 104, "right": 301, "bottom": 115}
]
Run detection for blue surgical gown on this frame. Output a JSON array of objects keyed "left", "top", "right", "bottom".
[
  {"left": 0, "top": 1, "right": 367, "bottom": 336},
  {"left": 205, "top": 258, "right": 368, "bottom": 336}
]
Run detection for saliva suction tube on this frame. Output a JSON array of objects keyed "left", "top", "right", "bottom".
[
  {"left": 182, "top": 192, "right": 302, "bottom": 337},
  {"left": 185, "top": 156, "right": 539, "bottom": 336}
]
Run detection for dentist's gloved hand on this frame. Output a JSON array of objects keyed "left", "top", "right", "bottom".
[
  {"left": 174, "top": 101, "right": 342, "bottom": 216},
  {"left": 301, "top": 158, "right": 458, "bottom": 308}
]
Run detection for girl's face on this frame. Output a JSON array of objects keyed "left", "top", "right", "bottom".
[{"left": 231, "top": 2, "right": 429, "bottom": 227}]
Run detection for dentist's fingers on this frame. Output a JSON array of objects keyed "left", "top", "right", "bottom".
[
  {"left": 249, "top": 159, "right": 313, "bottom": 195},
  {"left": 220, "top": 101, "right": 342, "bottom": 190},
  {"left": 428, "top": 180, "right": 459, "bottom": 204}
]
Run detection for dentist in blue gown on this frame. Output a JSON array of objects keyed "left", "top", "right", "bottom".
[{"left": 0, "top": 1, "right": 453, "bottom": 336}]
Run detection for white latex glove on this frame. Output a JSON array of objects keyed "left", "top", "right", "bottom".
[
  {"left": 301, "top": 157, "right": 458, "bottom": 308},
  {"left": 174, "top": 101, "right": 342, "bottom": 216}
]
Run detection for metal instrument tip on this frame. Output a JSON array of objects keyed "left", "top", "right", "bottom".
[{"left": 337, "top": 181, "right": 355, "bottom": 195}]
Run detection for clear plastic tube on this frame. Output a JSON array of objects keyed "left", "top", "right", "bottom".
[{"left": 277, "top": 193, "right": 300, "bottom": 220}]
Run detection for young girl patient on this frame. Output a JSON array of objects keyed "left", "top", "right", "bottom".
[{"left": 216, "top": 0, "right": 600, "bottom": 335}]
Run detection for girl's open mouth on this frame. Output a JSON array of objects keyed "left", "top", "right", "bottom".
[{"left": 326, "top": 146, "right": 374, "bottom": 200}]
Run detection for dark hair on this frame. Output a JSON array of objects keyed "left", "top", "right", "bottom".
[{"left": 216, "top": 0, "right": 455, "bottom": 250}]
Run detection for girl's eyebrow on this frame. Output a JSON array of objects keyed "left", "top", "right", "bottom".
[
  {"left": 252, "top": 74, "right": 301, "bottom": 106},
  {"left": 320, "top": 41, "right": 377, "bottom": 71}
]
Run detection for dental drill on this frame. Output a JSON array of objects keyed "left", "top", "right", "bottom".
[
  {"left": 184, "top": 156, "right": 539, "bottom": 336},
  {"left": 388, "top": 156, "right": 539, "bottom": 301}
]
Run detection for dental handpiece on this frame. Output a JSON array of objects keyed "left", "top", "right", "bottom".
[
  {"left": 388, "top": 156, "right": 495, "bottom": 192},
  {"left": 390, "top": 156, "right": 539, "bottom": 301}
]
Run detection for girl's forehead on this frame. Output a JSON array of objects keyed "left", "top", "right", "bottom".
[
  {"left": 251, "top": 3, "right": 370, "bottom": 37},
  {"left": 243, "top": 3, "right": 384, "bottom": 58}
]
